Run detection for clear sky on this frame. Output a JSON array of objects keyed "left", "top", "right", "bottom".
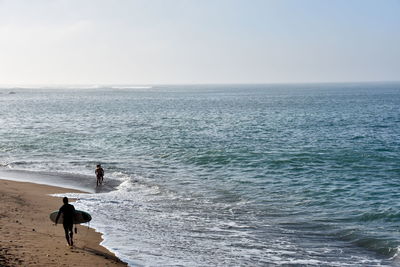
[{"left": 0, "top": 0, "right": 399, "bottom": 85}]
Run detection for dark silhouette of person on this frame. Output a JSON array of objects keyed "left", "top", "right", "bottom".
[
  {"left": 55, "top": 197, "right": 76, "bottom": 247},
  {"left": 95, "top": 164, "right": 104, "bottom": 186}
]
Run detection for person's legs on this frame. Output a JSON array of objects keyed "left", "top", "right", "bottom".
[
  {"left": 63, "top": 223, "right": 74, "bottom": 246},
  {"left": 97, "top": 175, "right": 103, "bottom": 186},
  {"left": 68, "top": 224, "right": 74, "bottom": 246},
  {"left": 63, "top": 224, "right": 71, "bottom": 246}
]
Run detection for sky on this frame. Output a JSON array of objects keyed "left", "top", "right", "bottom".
[{"left": 0, "top": 0, "right": 399, "bottom": 85}]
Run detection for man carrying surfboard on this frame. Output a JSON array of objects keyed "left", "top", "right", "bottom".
[
  {"left": 95, "top": 164, "right": 104, "bottom": 186},
  {"left": 55, "top": 197, "right": 76, "bottom": 247}
]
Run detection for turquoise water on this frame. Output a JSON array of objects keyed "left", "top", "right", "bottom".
[{"left": 0, "top": 83, "right": 399, "bottom": 266}]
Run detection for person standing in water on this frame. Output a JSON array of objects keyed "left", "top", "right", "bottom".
[
  {"left": 95, "top": 164, "right": 104, "bottom": 186},
  {"left": 55, "top": 197, "right": 76, "bottom": 247}
]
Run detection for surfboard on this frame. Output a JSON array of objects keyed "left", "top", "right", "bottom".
[{"left": 49, "top": 210, "right": 92, "bottom": 224}]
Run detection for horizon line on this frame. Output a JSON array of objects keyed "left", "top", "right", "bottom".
[{"left": 0, "top": 80, "right": 399, "bottom": 88}]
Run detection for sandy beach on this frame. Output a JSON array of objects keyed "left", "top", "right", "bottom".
[{"left": 0, "top": 179, "right": 127, "bottom": 267}]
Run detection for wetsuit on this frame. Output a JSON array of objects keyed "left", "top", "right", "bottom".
[
  {"left": 95, "top": 167, "right": 104, "bottom": 185},
  {"left": 56, "top": 203, "right": 76, "bottom": 245}
]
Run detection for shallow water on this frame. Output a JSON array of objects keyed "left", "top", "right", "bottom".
[{"left": 1, "top": 83, "right": 400, "bottom": 266}]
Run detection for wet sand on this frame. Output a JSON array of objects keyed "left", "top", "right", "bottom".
[{"left": 0, "top": 179, "right": 128, "bottom": 267}]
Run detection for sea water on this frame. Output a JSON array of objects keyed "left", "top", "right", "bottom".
[{"left": 0, "top": 83, "right": 399, "bottom": 266}]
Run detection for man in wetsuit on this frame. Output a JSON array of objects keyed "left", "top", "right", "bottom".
[
  {"left": 55, "top": 197, "right": 76, "bottom": 247},
  {"left": 95, "top": 164, "right": 104, "bottom": 186}
]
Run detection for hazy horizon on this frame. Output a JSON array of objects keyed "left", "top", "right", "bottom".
[{"left": 1, "top": 80, "right": 400, "bottom": 89}]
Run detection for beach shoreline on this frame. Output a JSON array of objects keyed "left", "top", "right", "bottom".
[{"left": 0, "top": 178, "right": 128, "bottom": 267}]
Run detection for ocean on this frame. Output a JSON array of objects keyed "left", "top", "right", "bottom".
[{"left": 0, "top": 83, "right": 399, "bottom": 266}]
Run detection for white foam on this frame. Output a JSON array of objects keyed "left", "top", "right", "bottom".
[{"left": 48, "top": 172, "right": 393, "bottom": 267}]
